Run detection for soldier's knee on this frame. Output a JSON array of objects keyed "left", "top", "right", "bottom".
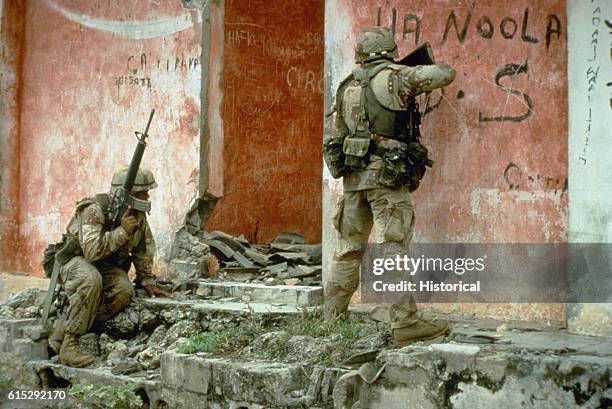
[
  {"left": 334, "top": 249, "right": 362, "bottom": 261},
  {"left": 115, "top": 278, "right": 135, "bottom": 307},
  {"left": 330, "top": 259, "right": 361, "bottom": 294},
  {"left": 77, "top": 262, "right": 102, "bottom": 292}
]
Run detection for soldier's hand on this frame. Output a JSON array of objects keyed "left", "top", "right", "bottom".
[
  {"left": 144, "top": 284, "right": 171, "bottom": 298},
  {"left": 121, "top": 206, "right": 139, "bottom": 235}
]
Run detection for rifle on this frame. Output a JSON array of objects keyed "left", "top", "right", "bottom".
[
  {"left": 41, "top": 110, "right": 155, "bottom": 329},
  {"left": 398, "top": 42, "right": 435, "bottom": 67},
  {"left": 110, "top": 109, "right": 155, "bottom": 224}
]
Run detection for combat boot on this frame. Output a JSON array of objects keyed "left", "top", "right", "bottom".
[
  {"left": 393, "top": 319, "right": 449, "bottom": 347},
  {"left": 59, "top": 333, "right": 95, "bottom": 367},
  {"left": 48, "top": 318, "right": 65, "bottom": 354}
]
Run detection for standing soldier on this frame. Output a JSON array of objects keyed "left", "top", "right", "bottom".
[
  {"left": 47, "top": 167, "right": 170, "bottom": 367},
  {"left": 323, "top": 27, "right": 456, "bottom": 345}
]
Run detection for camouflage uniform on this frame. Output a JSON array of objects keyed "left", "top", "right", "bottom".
[
  {"left": 325, "top": 27, "right": 456, "bottom": 333},
  {"left": 60, "top": 199, "right": 156, "bottom": 335}
]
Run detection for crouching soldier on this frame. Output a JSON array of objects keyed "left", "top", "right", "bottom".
[{"left": 47, "top": 167, "right": 170, "bottom": 367}]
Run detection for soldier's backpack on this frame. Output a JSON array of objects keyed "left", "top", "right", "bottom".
[
  {"left": 42, "top": 194, "right": 112, "bottom": 277},
  {"left": 333, "top": 61, "right": 433, "bottom": 191}
]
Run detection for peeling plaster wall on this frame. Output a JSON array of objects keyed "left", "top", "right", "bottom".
[
  {"left": 206, "top": 0, "right": 324, "bottom": 244},
  {"left": 323, "top": 0, "right": 569, "bottom": 322},
  {"left": 566, "top": 0, "right": 612, "bottom": 337},
  {"left": 13, "top": 0, "right": 204, "bottom": 276},
  {"left": 0, "top": 0, "right": 26, "bottom": 272}
]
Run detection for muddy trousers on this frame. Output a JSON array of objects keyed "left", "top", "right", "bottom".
[
  {"left": 326, "top": 185, "right": 418, "bottom": 328},
  {"left": 60, "top": 256, "right": 135, "bottom": 335}
]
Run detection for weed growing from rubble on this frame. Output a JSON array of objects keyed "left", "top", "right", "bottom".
[
  {"left": 68, "top": 383, "right": 143, "bottom": 409},
  {"left": 177, "top": 310, "right": 383, "bottom": 366}
]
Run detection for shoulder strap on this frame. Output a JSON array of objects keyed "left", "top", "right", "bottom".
[
  {"left": 94, "top": 193, "right": 111, "bottom": 218},
  {"left": 352, "top": 61, "right": 392, "bottom": 131},
  {"left": 75, "top": 193, "right": 112, "bottom": 226},
  {"left": 334, "top": 72, "right": 355, "bottom": 119}
]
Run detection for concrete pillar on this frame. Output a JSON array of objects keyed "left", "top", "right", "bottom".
[
  {"left": 0, "top": 0, "right": 26, "bottom": 272},
  {"left": 566, "top": 0, "right": 612, "bottom": 336}
]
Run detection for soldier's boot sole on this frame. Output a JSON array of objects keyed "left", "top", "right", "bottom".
[{"left": 59, "top": 354, "right": 95, "bottom": 368}]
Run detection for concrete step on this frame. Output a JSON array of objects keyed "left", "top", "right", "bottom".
[
  {"left": 194, "top": 281, "right": 323, "bottom": 307},
  {"left": 160, "top": 351, "right": 343, "bottom": 408},
  {"left": 142, "top": 298, "right": 318, "bottom": 316},
  {"left": 30, "top": 360, "right": 162, "bottom": 408}
]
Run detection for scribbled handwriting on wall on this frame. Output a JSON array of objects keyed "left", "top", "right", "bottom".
[
  {"left": 503, "top": 162, "right": 567, "bottom": 196},
  {"left": 579, "top": 4, "right": 604, "bottom": 165},
  {"left": 376, "top": 6, "right": 561, "bottom": 49},
  {"left": 373, "top": 5, "right": 562, "bottom": 126},
  {"left": 114, "top": 52, "right": 200, "bottom": 96}
]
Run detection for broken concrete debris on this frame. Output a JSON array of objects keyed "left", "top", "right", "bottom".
[
  {"left": 169, "top": 228, "right": 323, "bottom": 286},
  {"left": 1, "top": 287, "right": 612, "bottom": 408}
]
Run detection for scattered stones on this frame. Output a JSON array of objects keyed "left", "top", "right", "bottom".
[
  {"left": 284, "top": 278, "right": 300, "bottom": 286},
  {"left": 137, "top": 346, "right": 163, "bottom": 370},
  {"left": 139, "top": 307, "right": 159, "bottom": 329},
  {"left": 0, "top": 305, "right": 16, "bottom": 318},
  {"left": 168, "top": 228, "right": 323, "bottom": 287},
  {"left": 286, "top": 335, "right": 335, "bottom": 364},
  {"left": 23, "top": 305, "right": 40, "bottom": 318},
  {"left": 148, "top": 325, "right": 168, "bottom": 347},
  {"left": 111, "top": 359, "right": 142, "bottom": 375},
  {"left": 6, "top": 288, "right": 41, "bottom": 309},
  {"left": 107, "top": 341, "right": 128, "bottom": 366},
  {"left": 79, "top": 333, "right": 100, "bottom": 356},
  {"left": 250, "top": 331, "right": 287, "bottom": 352},
  {"left": 105, "top": 310, "right": 137, "bottom": 338},
  {"left": 164, "top": 320, "right": 202, "bottom": 347},
  {"left": 161, "top": 308, "right": 187, "bottom": 324},
  {"left": 351, "top": 332, "right": 388, "bottom": 352}
]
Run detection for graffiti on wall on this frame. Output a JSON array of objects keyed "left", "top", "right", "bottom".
[
  {"left": 374, "top": 5, "right": 563, "bottom": 126},
  {"left": 578, "top": 3, "right": 604, "bottom": 165},
  {"left": 206, "top": 0, "right": 324, "bottom": 243},
  {"left": 343, "top": 0, "right": 568, "bottom": 241},
  {"left": 608, "top": 18, "right": 612, "bottom": 111},
  {"left": 114, "top": 52, "right": 200, "bottom": 95}
]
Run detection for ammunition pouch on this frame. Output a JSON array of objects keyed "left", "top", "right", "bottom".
[
  {"left": 377, "top": 142, "right": 433, "bottom": 191},
  {"left": 323, "top": 137, "right": 349, "bottom": 179},
  {"left": 342, "top": 132, "right": 372, "bottom": 169}
]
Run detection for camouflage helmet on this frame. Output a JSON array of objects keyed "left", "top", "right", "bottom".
[
  {"left": 110, "top": 167, "right": 158, "bottom": 195},
  {"left": 354, "top": 26, "right": 399, "bottom": 64}
]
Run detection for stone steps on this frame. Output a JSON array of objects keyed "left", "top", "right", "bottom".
[
  {"left": 30, "top": 360, "right": 162, "bottom": 408},
  {"left": 142, "top": 298, "right": 319, "bottom": 316},
  {"left": 160, "top": 351, "right": 342, "bottom": 408},
  {"left": 194, "top": 281, "right": 323, "bottom": 307}
]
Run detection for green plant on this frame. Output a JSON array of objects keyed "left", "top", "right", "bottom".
[
  {"left": 0, "top": 376, "right": 12, "bottom": 388},
  {"left": 68, "top": 383, "right": 143, "bottom": 409},
  {"left": 177, "top": 310, "right": 384, "bottom": 367}
]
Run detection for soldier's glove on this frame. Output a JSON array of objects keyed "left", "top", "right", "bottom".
[
  {"left": 144, "top": 284, "right": 171, "bottom": 298},
  {"left": 121, "top": 206, "right": 139, "bottom": 236}
]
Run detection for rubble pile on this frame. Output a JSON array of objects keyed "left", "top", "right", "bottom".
[
  {"left": 0, "top": 288, "right": 45, "bottom": 319},
  {"left": 168, "top": 228, "right": 323, "bottom": 287}
]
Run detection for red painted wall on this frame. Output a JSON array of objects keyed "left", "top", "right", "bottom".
[
  {"left": 342, "top": 0, "right": 568, "bottom": 243},
  {"left": 0, "top": 0, "right": 26, "bottom": 272},
  {"left": 14, "top": 0, "right": 203, "bottom": 275},
  {"left": 207, "top": 0, "right": 324, "bottom": 244}
]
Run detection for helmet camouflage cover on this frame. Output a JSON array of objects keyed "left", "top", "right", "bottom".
[
  {"left": 110, "top": 167, "right": 158, "bottom": 195},
  {"left": 354, "top": 26, "right": 399, "bottom": 63}
]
